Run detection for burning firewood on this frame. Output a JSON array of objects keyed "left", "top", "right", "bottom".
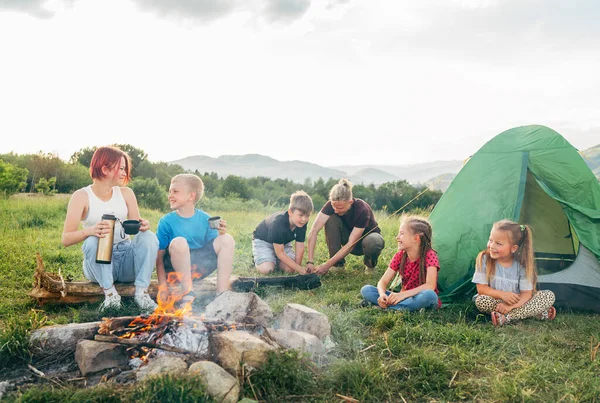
[{"left": 94, "top": 335, "right": 202, "bottom": 357}]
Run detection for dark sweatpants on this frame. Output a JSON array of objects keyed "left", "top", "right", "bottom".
[{"left": 324, "top": 214, "right": 385, "bottom": 268}]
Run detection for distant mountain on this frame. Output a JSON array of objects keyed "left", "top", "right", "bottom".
[
  {"left": 348, "top": 168, "right": 400, "bottom": 185},
  {"left": 332, "top": 160, "right": 465, "bottom": 185},
  {"left": 424, "top": 173, "right": 457, "bottom": 192},
  {"left": 169, "top": 145, "right": 599, "bottom": 188},
  {"left": 170, "top": 154, "right": 347, "bottom": 184},
  {"left": 169, "top": 153, "right": 464, "bottom": 186},
  {"left": 581, "top": 145, "right": 600, "bottom": 180}
]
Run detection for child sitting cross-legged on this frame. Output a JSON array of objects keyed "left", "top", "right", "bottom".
[
  {"left": 156, "top": 174, "right": 235, "bottom": 306},
  {"left": 472, "top": 219, "right": 556, "bottom": 327},
  {"left": 361, "top": 216, "right": 441, "bottom": 311}
]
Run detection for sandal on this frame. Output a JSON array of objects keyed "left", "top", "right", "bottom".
[
  {"left": 491, "top": 311, "right": 507, "bottom": 327},
  {"left": 538, "top": 306, "right": 557, "bottom": 321}
]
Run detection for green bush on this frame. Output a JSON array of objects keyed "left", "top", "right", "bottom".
[
  {"left": 129, "top": 177, "right": 168, "bottom": 211},
  {"left": 0, "top": 159, "right": 28, "bottom": 197}
]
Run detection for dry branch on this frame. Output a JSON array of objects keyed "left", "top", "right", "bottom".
[{"left": 94, "top": 335, "right": 199, "bottom": 356}]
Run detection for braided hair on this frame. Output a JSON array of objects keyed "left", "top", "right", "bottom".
[{"left": 398, "top": 216, "right": 434, "bottom": 284}]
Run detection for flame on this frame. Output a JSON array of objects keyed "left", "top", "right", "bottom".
[
  {"left": 114, "top": 269, "right": 205, "bottom": 362},
  {"left": 122, "top": 271, "right": 196, "bottom": 340}
]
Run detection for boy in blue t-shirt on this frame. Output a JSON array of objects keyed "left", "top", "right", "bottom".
[
  {"left": 253, "top": 191, "right": 313, "bottom": 275},
  {"left": 156, "top": 174, "right": 235, "bottom": 304}
]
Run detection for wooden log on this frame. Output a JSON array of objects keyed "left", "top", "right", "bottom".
[
  {"left": 234, "top": 274, "right": 322, "bottom": 291},
  {"left": 29, "top": 253, "right": 320, "bottom": 305},
  {"left": 94, "top": 334, "right": 199, "bottom": 356}
]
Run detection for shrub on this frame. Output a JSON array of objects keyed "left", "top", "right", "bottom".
[{"left": 129, "top": 177, "right": 168, "bottom": 211}]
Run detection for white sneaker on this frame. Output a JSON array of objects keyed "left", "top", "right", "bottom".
[
  {"left": 99, "top": 293, "right": 122, "bottom": 311},
  {"left": 135, "top": 290, "right": 158, "bottom": 313}
]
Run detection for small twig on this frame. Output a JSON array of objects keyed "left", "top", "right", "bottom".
[
  {"left": 359, "top": 344, "right": 375, "bottom": 353},
  {"left": 246, "top": 371, "right": 259, "bottom": 402},
  {"left": 383, "top": 333, "right": 393, "bottom": 357},
  {"left": 400, "top": 394, "right": 408, "bottom": 403},
  {"left": 28, "top": 364, "right": 45, "bottom": 377},
  {"left": 449, "top": 370, "right": 458, "bottom": 388},
  {"left": 336, "top": 394, "right": 359, "bottom": 402},
  {"left": 592, "top": 342, "right": 600, "bottom": 362},
  {"left": 65, "top": 377, "right": 86, "bottom": 382},
  {"left": 28, "top": 364, "right": 65, "bottom": 388}
]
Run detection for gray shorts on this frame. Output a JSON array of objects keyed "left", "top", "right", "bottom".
[
  {"left": 163, "top": 238, "right": 218, "bottom": 280},
  {"left": 252, "top": 238, "right": 295, "bottom": 266}
]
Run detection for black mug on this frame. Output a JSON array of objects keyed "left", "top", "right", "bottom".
[{"left": 122, "top": 219, "right": 141, "bottom": 235}]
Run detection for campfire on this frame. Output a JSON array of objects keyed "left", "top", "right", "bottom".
[{"left": 93, "top": 272, "right": 262, "bottom": 368}]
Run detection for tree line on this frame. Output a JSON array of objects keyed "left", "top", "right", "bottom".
[{"left": 0, "top": 145, "right": 442, "bottom": 212}]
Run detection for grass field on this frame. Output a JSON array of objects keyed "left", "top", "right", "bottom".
[{"left": 1, "top": 195, "right": 600, "bottom": 402}]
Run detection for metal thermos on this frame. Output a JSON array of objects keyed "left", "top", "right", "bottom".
[{"left": 95, "top": 213, "right": 117, "bottom": 264}]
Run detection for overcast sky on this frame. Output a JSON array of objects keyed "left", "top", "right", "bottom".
[{"left": 1, "top": 0, "right": 599, "bottom": 167}]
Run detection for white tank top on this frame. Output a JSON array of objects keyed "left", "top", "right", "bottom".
[{"left": 82, "top": 185, "right": 129, "bottom": 244}]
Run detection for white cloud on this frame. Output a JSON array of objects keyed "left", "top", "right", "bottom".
[{"left": 0, "top": 0, "right": 598, "bottom": 167}]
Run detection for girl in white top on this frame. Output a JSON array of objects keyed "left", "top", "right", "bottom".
[
  {"left": 62, "top": 146, "right": 158, "bottom": 313},
  {"left": 472, "top": 219, "right": 556, "bottom": 326}
]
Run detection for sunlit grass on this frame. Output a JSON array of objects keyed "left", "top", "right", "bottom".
[{"left": 2, "top": 196, "right": 600, "bottom": 402}]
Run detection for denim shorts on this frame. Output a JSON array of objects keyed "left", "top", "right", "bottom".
[
  {"left": 163, "top": 238, "right": 218, "bottom": 280},
  {"left": 252, "top": 238, "right": 295, "bottom": 266}
]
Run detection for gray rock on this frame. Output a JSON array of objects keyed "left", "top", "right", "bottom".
[
  {"left": 75, "top": 340, "right": 128, "bottom": 376},
  {"left": 188, "top": 361, "right": 240, "bottom": 403},
  {"left": 268, "top": 329, "right": 325, "bottom": 359},
  {"left": 136, "top": 356, "right": 188, "bottom": 381},
  {"left": 204, "top": 291, "right": 273, "bottom": 327},
  {"left": 275, "top": 303, "right": 331, "bottom": 340},
  {"left": 30, "top": 322, "right": 100, "bottom": 357},
  {"left": 0, "top": 381, "right": 11, "bottom": 400},
  {"left": 209, "top": 330, "right": 276, "bottom": 376}
]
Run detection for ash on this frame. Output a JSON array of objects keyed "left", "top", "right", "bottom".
[{"left": 157, "top": 325, "right": 209, "bottom": 357}]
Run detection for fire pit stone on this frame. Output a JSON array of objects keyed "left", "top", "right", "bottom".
[
  {"left": 268, "top": 329, "right": 325, "bottom": 359},
  {"left": 135, "top": 356, "right": 188, "bottom": 381},
  {"left": 204, "top": 291, "right": 273, "bottom": 327},
  {"left": 75, "top": 340, "right": 129, "bottom": 376},
  {"left": 188, "top": 361, "right": 240, "bottom": 403},
  {"left": 209, "top": 330, "right": 277, "bottom": 376},
  {"left": 275, "top": 303, "right": 331, "bottom": 340},
  {"left": 30, "top": 321, "right": 101, "bottom": 357}
]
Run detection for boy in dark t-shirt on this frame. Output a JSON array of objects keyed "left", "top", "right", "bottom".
[{"left": 253, "top": 191, "right": 314, "bottom": 275}]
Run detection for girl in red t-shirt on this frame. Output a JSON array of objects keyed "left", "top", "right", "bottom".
[{"left": 360, "top": 216, "right": 441, "bottom": 311}]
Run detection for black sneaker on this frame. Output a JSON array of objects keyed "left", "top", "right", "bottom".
[{"left": 364, "top": 255, "right": 378, "bottom": 269}]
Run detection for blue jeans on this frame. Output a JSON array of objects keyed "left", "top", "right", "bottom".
[
  {"left": 82, "top": 231, "right": 158, "bottom": 290},
  {"left": 360, "top": 285, "right": 438, "bottom": 311}
]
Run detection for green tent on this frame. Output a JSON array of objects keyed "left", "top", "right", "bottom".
[{"left": 430, "top": 125, "right": 600, "bottom": 312}]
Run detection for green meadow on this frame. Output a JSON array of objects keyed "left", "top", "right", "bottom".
[{"left": 1, "top": 196, "right": 600, "bottom": 402}]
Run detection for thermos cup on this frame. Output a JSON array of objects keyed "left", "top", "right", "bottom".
[{"left": 96, "top": 213, "right": 117, "bottom": 264}]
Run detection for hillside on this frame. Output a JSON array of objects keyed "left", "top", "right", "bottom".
[
  {"left": 170, "top": 154, "right": 347, "bottom": 184},
  {"left": 581, "top": 144, "right": 600, "bottom": 179},
  {"left": 170, "top": 154, "right": 464, "bottom": 186},
  {"left": 169, "top": 144, "right": 599, "bottom": 187}
]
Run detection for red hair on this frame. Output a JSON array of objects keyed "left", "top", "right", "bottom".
[{"left": 89, "top": 146, "right": 132, "bottom": 184}]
